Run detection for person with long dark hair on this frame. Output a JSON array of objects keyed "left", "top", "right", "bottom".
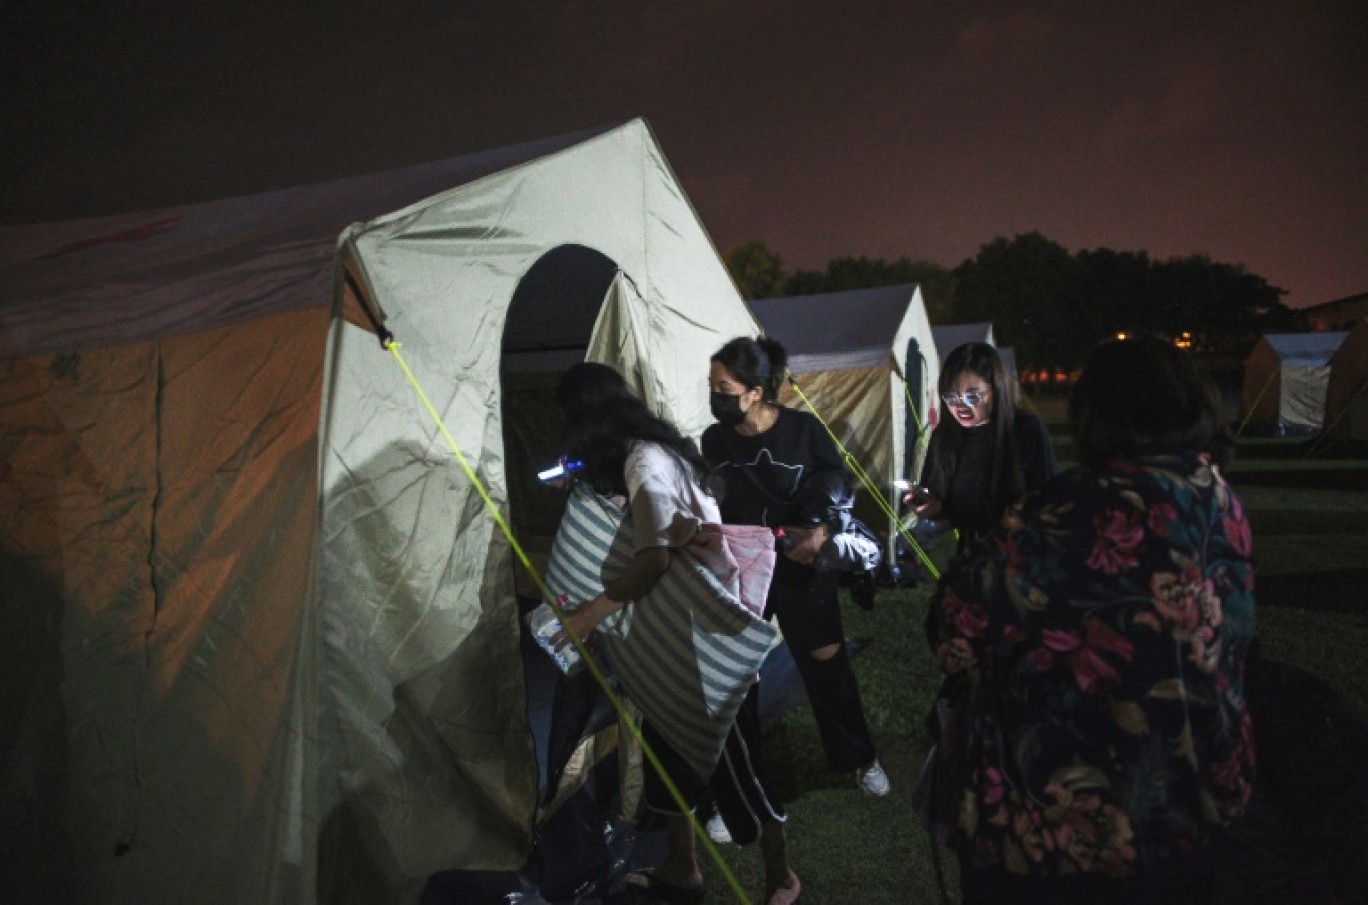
[
  {"left": 907, "top": 342, "right": 1056, "bottom": 551},
  {"left": 702, "top": 336, "right": 889, "bottom": 798},
  {"left": 549, "top": 362, "right": 801, "bottom": 905},
  {"left": 925, "top": 334, "right": 1256, "bottom": 903}
]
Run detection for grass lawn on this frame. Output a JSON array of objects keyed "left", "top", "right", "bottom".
[{"left": 697, "top": 397, "right": 1368, "bottom": 904}]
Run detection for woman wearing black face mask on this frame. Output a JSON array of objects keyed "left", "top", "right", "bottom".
[{"left": 702, "top": 336, "right": 889, "bottom": 799}]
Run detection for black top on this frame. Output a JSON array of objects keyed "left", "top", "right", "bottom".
[
  {"left": 920, "top": 410, "right": 1056, "bottom": 542},
  {"left": 702, "top": 406, "right": 845, "bottom": 526},
  {"left": 702, "top": 407, "right": 846, "bottom": 585}
]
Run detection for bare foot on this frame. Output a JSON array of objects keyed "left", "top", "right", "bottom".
[{"left": 766, "top": 872, "right": 801, "bottom": 905}]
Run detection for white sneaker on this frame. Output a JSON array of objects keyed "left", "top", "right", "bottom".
[
  {"left": 705, "top": 811, "right": 732, "bottom": 844},
  {"left": 857, "top": 759, "right": 891, "bottom": 797}
]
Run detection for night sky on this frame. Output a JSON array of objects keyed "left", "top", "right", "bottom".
[{"left": 3, "top": 1, "right": 1365, "bottom": 308}]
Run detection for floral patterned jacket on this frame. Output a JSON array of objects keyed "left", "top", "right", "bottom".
[{"left": 929, "top": 452, "right": 1256, "bottom": 878}]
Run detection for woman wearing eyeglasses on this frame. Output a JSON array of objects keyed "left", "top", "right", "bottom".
[
  {"left": 924, "top": 334, "right": 1255, "bottom": 903},
  {"left": 905, "top": 342, "right": 1056, "bottom": 553}
]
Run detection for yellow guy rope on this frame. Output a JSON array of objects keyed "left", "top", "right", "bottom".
[
  {"left": 384, "top": 340, "right": 752, "bottom": 905},
  {"left": 787, "top": 377, "right": 941, "bottom": 581}
]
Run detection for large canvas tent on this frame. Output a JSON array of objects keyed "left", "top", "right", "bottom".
[
  {"left": 1322, "top": 319, "right": 1368, "bottom": 447},
  {"left": 0, "top": 119, "right": 757, "bottom": 904},
  {"left": 747, "top": 285, "right": 939, "bottom": 549},
  {"left": 1239, "top": 332, "right": 1349, "bottom": 435}
]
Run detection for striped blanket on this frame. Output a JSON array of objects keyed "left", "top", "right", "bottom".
[{"left": 544, "top": 484, "right": 777, "bottom": 778}]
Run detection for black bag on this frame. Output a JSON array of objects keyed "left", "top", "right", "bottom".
[{"left": 532, "top": 788, "right": 614, "bottom": 902}]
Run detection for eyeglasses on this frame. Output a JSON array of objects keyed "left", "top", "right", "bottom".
[{"left": 941, "top": 391, "right": 988, "bottom": 409}]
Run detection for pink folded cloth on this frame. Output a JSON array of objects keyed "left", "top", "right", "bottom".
[{"left": 668, "top": 515, "right": 775, "bottom": 619}]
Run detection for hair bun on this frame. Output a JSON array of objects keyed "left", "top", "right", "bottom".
[{"left": 758, "top": 336, "right": 788, "bottom": 377}]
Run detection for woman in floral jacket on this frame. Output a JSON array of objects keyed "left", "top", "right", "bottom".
[{"left": 928, "top": 334, "right": 1256, "bottom": 904}]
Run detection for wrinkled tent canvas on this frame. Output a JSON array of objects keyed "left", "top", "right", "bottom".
[
  {"left": 748, "top": 285, "right": 939, "bottom": 547},
  {"left": 323, "top": 122, "right": 759, "bottom": 899},
  {"left": 1323, "top": 319, "right": 1368, "bottom": 447},
  {"left": 1240, "top": 332, "right": 1349, "bottom": 435},
  {"left": 0, "top": 118, "right": 756, "bottom": 904}
]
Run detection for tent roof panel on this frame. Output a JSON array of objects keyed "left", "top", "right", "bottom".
[
  {"left": 749, "top": 284, "right": 919, "bottom": 370},
  {"left": 931, "top": 322, "right": 995, "bottom": 360},
  {"left": 1260, "top": 331, "right": 1350, "bottom": 367},
  {"left": 0, "top": 123, "right": 622, "bottom": 357}
]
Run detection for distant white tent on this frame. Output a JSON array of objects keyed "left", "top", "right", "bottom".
[
  {"left": 748, "top": 284, "right": 939, "bottom": 549},
  {"left": 0, "top": 119, "right": 757, "bottom": 904},
  {"left": 931, "top": 322, "right": 996, "bottom": 363},
  {"left": 1239, "top": 332, "right": 1350, "bottom": 435}
]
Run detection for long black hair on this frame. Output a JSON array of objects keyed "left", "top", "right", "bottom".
[
  {"left": 555, "top": 362, "right": 710, "bottom": 496},
  {"left": 1070, "top": 333, "right": 1231, "bottom": 467},
  {"left": 922, "top": 342, "right": 1026, "bottom": 513},
  {"left": 710, "top": 336, "right": 788, "bottom": 401}
]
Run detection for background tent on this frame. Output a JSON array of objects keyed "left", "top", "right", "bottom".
[
  {"left": 0, "top": 119, "right": 756, "bottom": 904},
  {"left": 997, "top": 346, "right": 1018, "bottom": 385},
  {"left": 1322, "top": 319, "right": 1368, "bottom": 448},
  {"left": 1239, "top": 332, "right": 1349, "bottom": 435},
  {"left": 930, "top": 321, "right": 996, "bottom": 363},
  {"left": 747, "top": 284, "right": 939, "bottom": 553}
]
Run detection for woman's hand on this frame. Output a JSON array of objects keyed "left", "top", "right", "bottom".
[
  {"left": 688, "top": 523, "right": 724, "bottom": 554},
  {"left": 550, "top": 594, "right": 623, "bottom": 650},
  {"left": 903, "top": 486, "right": 943, "bottom": 520},
  {"left": 781, "top": 523, "right": 829, "bottom": 565}
]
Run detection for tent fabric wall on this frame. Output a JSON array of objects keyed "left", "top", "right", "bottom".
[
  {"left": 0, "top": 308, "right": 325, "bottom": 904},
  {"left": 1281, "top": 365, "right": 1333, "bottom": 431},
  {"left": 1239, "top": 332, "right": 1349, "bottom": 434},
  {"left": 747, "top": 285, "right": 939, "bottom": 536},
  {"left": 0, "top": 118, "right": 753, "bottom": 904},
  {"left": 1324, "top": 319, "right": 1368, "bottom": 445},
  {"left": 318, "top": 121, "right": 757, "bottom": 898},
  {"left": 0, "top": 128, "right": 614, "bottom": 904}
]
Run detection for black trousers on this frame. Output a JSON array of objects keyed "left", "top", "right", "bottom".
[
  {"left": 767, "top": 569, "right": 877, "bottom": 774},
  {"left": 640, "top": 683, "right": 785, "bottom": 847}
]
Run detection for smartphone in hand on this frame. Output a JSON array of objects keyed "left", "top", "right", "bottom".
[{"left": 906, "top": 485, "right": 933, "bottom": 506}]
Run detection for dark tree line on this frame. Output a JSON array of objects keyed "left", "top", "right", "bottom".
[{"left": 725, "top": 233, "right": 1294, "bottom": 375}]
